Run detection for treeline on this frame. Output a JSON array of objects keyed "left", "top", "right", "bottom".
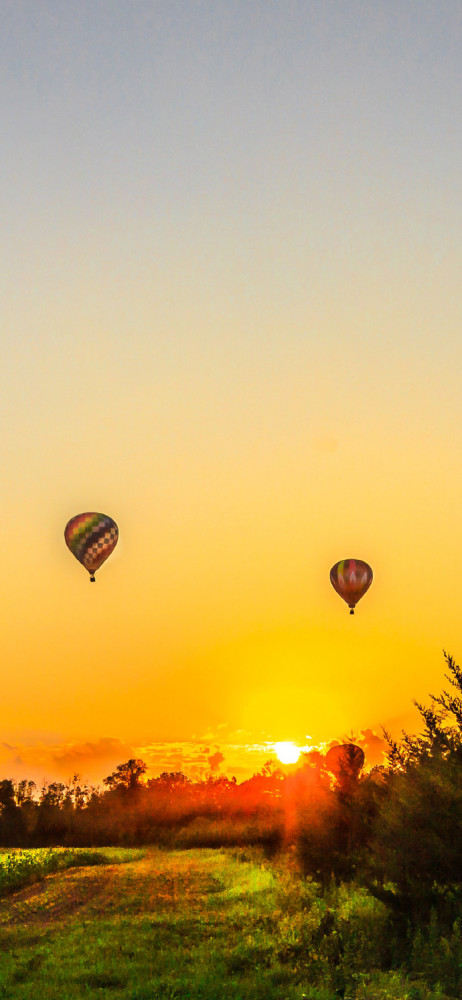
[
  {"left": 3, "top": 653, "right": 462, "bottom": 939},
  {"left": 0, "top": 742, "right": 368, "bottom": 853},
  {"left": 0, "top": 757, "right": 293, "bottom": 851}
]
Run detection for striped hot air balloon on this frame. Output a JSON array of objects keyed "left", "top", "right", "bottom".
[
  {"left": 65, "top": 512, "right": 119, "bottom": 581},
  {"left": 330, "top": 558, "right": 373, "bottom": 614}
]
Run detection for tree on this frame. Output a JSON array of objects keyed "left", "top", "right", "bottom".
[
  {"left": 385, "top": 652, "right": 462, "bottom": 768},
  {"left": 103, "top": 758, "right": 147, "bottom": 794},
  {"left": 15, "top": 780, "right": 36, "bottom": 806},
  {"left": 0, "top": 780, "right": 15, "bottom": 810},
  {"left": 365, "top": 652, "right": 462, "bottom": 926}
]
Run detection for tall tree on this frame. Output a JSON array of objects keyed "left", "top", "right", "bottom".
[{"left": 365, "top": 652, "right": 462, "bottom": 925}]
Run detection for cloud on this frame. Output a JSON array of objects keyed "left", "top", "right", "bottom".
[
  {"left": 357, "top": 728, "right": 389, "bottom": 768},
  {"left": 0, "top": 738, "right": 134, "bottom": 786},
  {"left": 136, "top": 741, "right": 221, "bottom": 779},
  {"left": 208, "top": 750, "right": 225, "bottom": 772}
]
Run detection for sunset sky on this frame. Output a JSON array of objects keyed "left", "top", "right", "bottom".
[{"left": 2, "top": 1, "right": 462, "bottom": 788}]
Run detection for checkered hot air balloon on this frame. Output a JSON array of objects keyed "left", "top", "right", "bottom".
[
  {"left": 64, "top": 512, "right": 119, "bottom": 582},
  {"left": 330, "top": 558, "right": 373, "bottom": 614}
]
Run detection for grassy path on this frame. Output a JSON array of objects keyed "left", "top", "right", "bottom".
[{"left": 0, "top": 848, "right": 311, "bottom": 1000}]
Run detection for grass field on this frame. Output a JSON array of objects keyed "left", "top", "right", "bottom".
[
  {"left": 0, "top": 847, "right": 454, "bottom": 999},
  {"left": 0, "top": 847, "right": 140, "bottom": 897}
]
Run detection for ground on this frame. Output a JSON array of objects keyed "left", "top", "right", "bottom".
[{"left": 0, "top": 847, "right": 309, "bottom": 1000}]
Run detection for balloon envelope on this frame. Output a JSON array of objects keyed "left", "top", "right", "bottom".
[
  {"left": 65, "top": 512, "right": 118, "bottom": 580},
  {"left": 325, "top": 743, "right": 365, "bottom": 781},
  {"left": 330, "top": 558, "right": 373, "bottom": 613}
]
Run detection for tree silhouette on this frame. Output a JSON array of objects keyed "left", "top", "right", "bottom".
[{"left": 103, "top": 758, "right": 147, "bottom": 793}]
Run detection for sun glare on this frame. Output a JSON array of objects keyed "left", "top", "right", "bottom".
[{"left": 274, "top": 741, "right": 301, "bottom": 765}]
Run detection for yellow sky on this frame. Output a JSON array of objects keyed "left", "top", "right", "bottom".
[{"left": 2, "top": 2, "right": 462, "bottom": 785}]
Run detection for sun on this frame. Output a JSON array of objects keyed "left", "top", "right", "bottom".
[{"left": 274, "top": 741, "right": 301, "bottom": 765}]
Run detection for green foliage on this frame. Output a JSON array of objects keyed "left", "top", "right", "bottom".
[
  {"left": 365, "top": 653, "right": 462, "bottom": 930},
  {"left": 366, "top": 756, "right": 462, "bottom": 907},
  {"left": 410, "top": 914, "right": 462, "bottom": 996},
  {"left": 353, "top": 972, "right": 452, "bottom": 999}
]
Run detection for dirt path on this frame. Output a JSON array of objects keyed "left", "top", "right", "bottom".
[
  {"left": 0, "top": 848, "right": 218, "bottom": 927},
  {"left": 0, "top": 849, "right": 230, "bottom": 947},
  {"left": 0, "top": 862, "right": 117, "bottom": 926}
]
